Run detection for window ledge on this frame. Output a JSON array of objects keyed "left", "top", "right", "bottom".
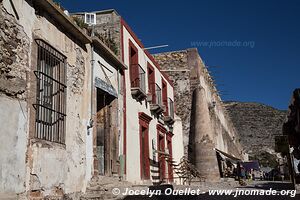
[{"left": 30, "top": 138, "right": 66, "bottom": 150}]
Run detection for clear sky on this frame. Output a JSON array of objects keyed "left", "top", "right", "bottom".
[{"left": 57, "top": 0, "right": 300, "bottom": 110}]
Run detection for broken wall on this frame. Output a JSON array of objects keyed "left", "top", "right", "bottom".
[
  {"left": 1, "top": 0, "right": 92, "bottom": 198},
  {"left": 0, "top": 1, "right": 30, "bottom": 196},
  {"left": 72, "top": 10, "right": 121, "bottom": 58},
  {"left": 154, "top": 49, "right": 244, "bottom": 181}
]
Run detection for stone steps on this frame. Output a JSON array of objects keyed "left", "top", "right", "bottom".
[{"left": 80, "top": 176, "right": 132, "bottom": 200}]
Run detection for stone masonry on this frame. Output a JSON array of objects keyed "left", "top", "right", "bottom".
[
  {"left": 0, "top": 4, "right": 30, "bottom": 99},
  {"left": 154, "top": 49, "right": 244, "bottom": 181},
  {"left": 154, "top": 51, "right": 191, "bottom": 154}
]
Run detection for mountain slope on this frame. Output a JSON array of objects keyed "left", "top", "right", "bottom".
[{"left": 224, "top": 101, "right": 287, "bottom": 167}]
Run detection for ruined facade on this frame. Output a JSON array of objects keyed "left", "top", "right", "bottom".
[
  {"left": 0, "top": 0, "right": 127, "bottom": 198},
  {"left": 0, "top": 1, "right": 184, "bottom": 198},
  {"left": 0, "top": 0, "right": 92, "bottom": 198},
  {"left": 71, "top": 10, "right": 184, "bottom": 185},
  {"left": 72, "top": 10, "right": 122, "bottom": 58},
  {"left": 90, "top": 36, "right": 126, "bottom": 180},
  {"left": 154, "top": 49, "right": 246, "bottom": 181}
]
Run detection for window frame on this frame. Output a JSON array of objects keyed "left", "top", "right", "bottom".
[
  {"left": 34, "top": 39, "right": 67, "bottom": 144},
  {"left": 84, "top": 13, "right": 96, "bottom": 25}
]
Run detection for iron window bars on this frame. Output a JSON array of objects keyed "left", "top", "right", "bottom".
[{"left": 34, "top": 39, "right": 67, "bottom": 144}]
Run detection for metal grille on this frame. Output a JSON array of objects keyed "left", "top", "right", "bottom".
[
  {"left": 168, "top": 98, "right": 174, "bottom": 119},
  {"left": 154, "top": 83, "right": 162, "bottom": 105},
  {"left": 130, "top": 64, "right": 146, "bottom": 93},
  {"left": 34, "top": 39, "right": 67, "bottom": 144}
]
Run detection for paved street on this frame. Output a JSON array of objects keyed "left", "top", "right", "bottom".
[
  {"left": 123, "top": 181, "right": 299, "bottom": 200},
  {"left": 124, "top": 194, "right": 299, "bottom": 200}
]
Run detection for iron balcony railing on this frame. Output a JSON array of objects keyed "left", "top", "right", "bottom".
[
  {"left": 168, "top": 98, "right": 174, "bottom": 119},
  {"left": 130, "top": 64, "right": 146, "bottom": 94},
  {"left": 154, "top": 83, "right": 162, "bottom": 105}
]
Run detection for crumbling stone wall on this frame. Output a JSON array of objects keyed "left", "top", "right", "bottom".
[
  {"left": 153, "top": 51, "right": 191, "bottom": 155},
  {"left": 154, "top": 49, "right": 244, "bottom": 181},
  {"left": 0, "top": 2, "right": 30, "bottom": 196},
  {"left": 93, "top": 11, "right": 121, "bottom": 57},
  {"left": 0, "top": 4, "right": 29, "bottom": 99},
  {"left": 0, "top": 0, "right": 93, "bottom": 198},
  {"left": 67, "top": 48, "right": 86, "bottom": 94},
  {"left": 72, "top": 10, "right": 121, "bottom": 58}
]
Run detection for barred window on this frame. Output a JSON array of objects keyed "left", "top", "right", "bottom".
[{"left": 34, "top": 39, "right": 67, "bottom": 144}]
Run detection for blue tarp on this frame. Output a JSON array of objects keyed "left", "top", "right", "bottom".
[{"left": 241, "top": 160, "right": 260, "bottom": 171}]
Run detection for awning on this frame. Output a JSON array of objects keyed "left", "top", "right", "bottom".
[
  {"left": 215, "top": 148, "right": 242, "bottom": 164},
  {"left": 95, "top": 77, "right": 117, "bottom": 97},
  {"left": 242, "top": 161, "right": 260, "bottom": 171}
]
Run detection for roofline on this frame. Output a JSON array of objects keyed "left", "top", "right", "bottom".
[
  {"left": 153, "top": 49, "right": 188, "bottom": 55},
  {"left": 92, "top": 36, "right": 127, "bottom": 70},
  {"left": 71, "top": 9, "right": 120, "bottom": 16},
  {"left": 33, "top": 0, "right": 91, "bottom": 44},
  {"left": 153, "top": 48, "right": 200, "bottom": 56}
]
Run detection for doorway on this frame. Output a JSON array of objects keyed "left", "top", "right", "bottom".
[
  {"left": 96, "top": 88, "right": 118, "bottom": 176},
  {"left": 140, "top": 125, "right": 150, "bottom": 180}
]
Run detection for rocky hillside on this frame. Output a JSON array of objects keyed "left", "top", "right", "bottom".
[{"left": 224, "top": 101, "right": 287, "bottom": 167}]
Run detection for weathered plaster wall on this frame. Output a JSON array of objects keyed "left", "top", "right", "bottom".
[
  {"left": 29, "top": 11, "right": 91, "bottom": 196},
  {"left": 0, "top": 1, "right": 30, "bottom": 196},
  {"left": 1, "top": 0, "right": 92, "bottom": 198},
  {"left": 0, "top": 97, "right": 28, "bottom": 195},
  {"left": 92, "top": 48, "right": 123, "bottom": 178}
]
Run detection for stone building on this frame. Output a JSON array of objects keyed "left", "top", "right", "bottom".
[
  {"left": 154, "top": 49, "right": 246, "bottom": 181},
  {"left": 88, "top": 32, "right": 127, "bottom": 181},
  {"left": 0, "top": 0, "right": 91, "bottom": 198},
  {"left": 0, "top": 1, "right": 184, "bottom": 198},
  {"left": 71, "top": 10, "right": 184, "bottom": 185},
  {"left": 0, "top": 0, "right": 126, "bottom": 198},
  {"left": 282, "top": 89, "right": 300, "bottom": 186}
]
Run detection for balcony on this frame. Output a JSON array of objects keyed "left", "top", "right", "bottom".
[
  {"left": 130, "top": 64, "right": 147, "bottom": 101},
  {"left": 163, "top": 98, "right": 175, "bottom": 125},
  {"left": 150, "top": 84, "right": 164, "bottom": 114}
]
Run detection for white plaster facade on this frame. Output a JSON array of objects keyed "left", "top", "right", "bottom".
[{"left": 121, "top": 22, "right": 184, "bottom": 184}]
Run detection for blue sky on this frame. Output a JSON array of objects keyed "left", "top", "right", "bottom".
[{"left": 57, "top": 0, "right": 300, "bottom": 110}]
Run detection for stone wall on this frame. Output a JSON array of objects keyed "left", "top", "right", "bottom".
[
  {"left": 154, "top": 48, "right": 244, "bottom": 181},
  {"left": 72, "top": 10, "right": 121, "bottom": 58},
  {"left": 94, "top": 11, "right": 121, "bottom": 58},
  {"left": 153, "top": 50, "right": 191, "bottom": 154},
  {"left": 0, "top": 3, "right": 29, "bottom": 98},
  {"left": 0, "top": 0, "right": 92, "bottom": 198},
  {"left": 0, "top": 2, "right": 30, "bottom": 196}
]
